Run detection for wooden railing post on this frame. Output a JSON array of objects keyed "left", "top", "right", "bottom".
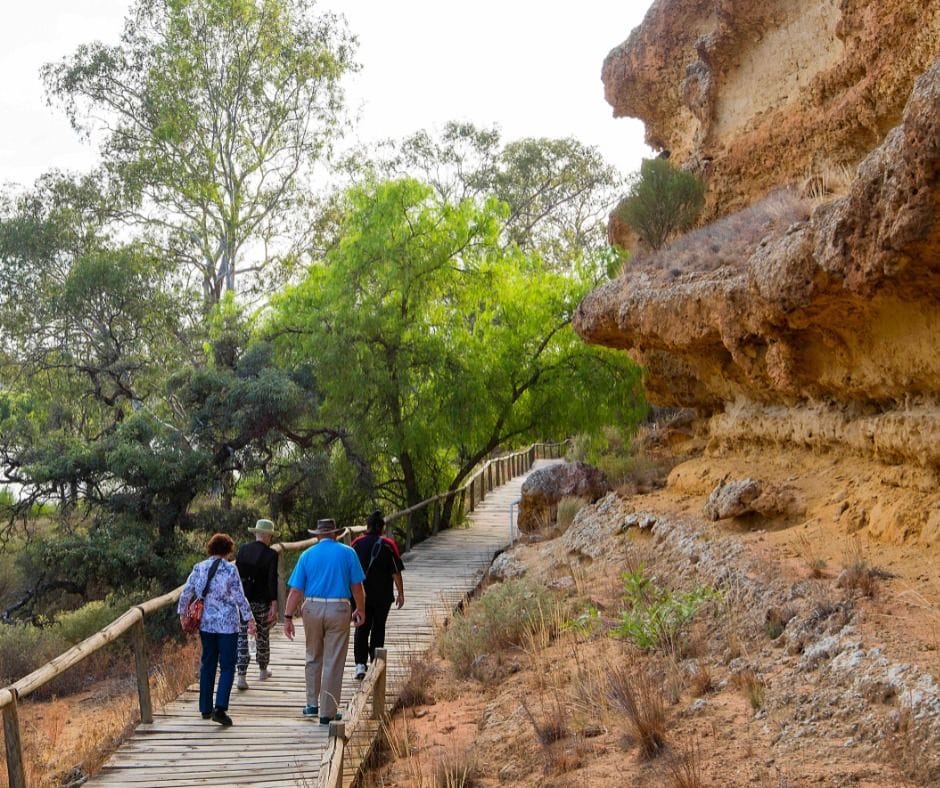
[
  {"left": 131, "top": 614, "right": 153, "bottom": 724},
  {"left": 405, "top": 517, "right": 413, "bottom": 553},
  {"left": 468, "top": 478, "right": 475, "bottom": 513},
  {"left": 488, "top": 463, "right": 493, "bottom": 492},
  {"left": 432, "top": 499, "right": 441, "bottom": 535},
  {"left": 330, "top": 721, "right": 346, "bottom": 785},
  {"left": 2, "top": 691, "right": 25, "bottom": 788},
  {"left": 372, "top": 648, "right": 388, "bottom": 721}
]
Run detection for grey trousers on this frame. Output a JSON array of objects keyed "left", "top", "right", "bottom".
[{"left": 301, "top": 598, "right": 351, "bottom": 718}]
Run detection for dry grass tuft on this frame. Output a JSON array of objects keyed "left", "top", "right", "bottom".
[
  {"left": 731, "top": 669, "right": 766, "bottom": 711},
  {"left": 433, "top": 747, "right": 482, "bottom": 788},
  {"left": 608, "top": 666, "right": 667, "bottom": 758},
  {"left": 883, "top": 701, "right": 940, "bottom": 785},
  {"left": 556, "top": 496, "right": 588, "bottom": 532},
  {"left": 666, "top": 737, "right": 705, "bottom": 788},
  {"left": 689, "top": 662, "right": 715, "bottom": 697},
  {"left": 398, "top": 652, "right": 437, "bottom": 709}
]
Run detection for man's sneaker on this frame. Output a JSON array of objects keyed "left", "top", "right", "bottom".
[
  {"left": 355, "top": 663, "right": 367, "bottom": 680},
  {"left": 235, "top": 673, "right": 249, "bottom": 691},
  {"left": 201, "top": 712, "right": 211, "bottom": 719},
  {"left": 319, "top": 711, "right": 343, "bottom": 725},
  {"left": 302, "top": 705, "right": 319, "bottom": 718},
  {"left": 210, "top": 708, "right": 233, "bottom": 726},
  {"left": 259, "top": 668, "right": 273, "bottom": 681}
]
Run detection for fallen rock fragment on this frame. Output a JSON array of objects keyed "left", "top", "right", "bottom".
[{"left": 703, "top": 478, "right": 762, "bottom": 520}]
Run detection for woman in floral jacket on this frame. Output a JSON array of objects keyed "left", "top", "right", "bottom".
[{"left": 178, "top": 533, "right": 255, "bottom": 725}]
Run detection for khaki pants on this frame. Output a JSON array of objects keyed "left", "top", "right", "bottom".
[{"left": 301, "top": 599, "right": 351, "bottom": 718}]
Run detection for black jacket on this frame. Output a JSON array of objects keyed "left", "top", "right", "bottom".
[{"left": 235, "top": 540, "right": 278, "bottom": 604}]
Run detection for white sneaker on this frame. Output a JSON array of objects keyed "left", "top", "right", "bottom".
[
  {"left": 259, "top": 668, "right": 272, "bottom": 681},
  {"left": 355, "top": 663, "right": 367, "bottom": 680},
  {"left": 236, "top": 673, "right": 249, "bottom": 691}
]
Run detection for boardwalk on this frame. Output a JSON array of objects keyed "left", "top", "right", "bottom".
[{"left": 89, "top": 461, "right": 555, "bottom": 787}]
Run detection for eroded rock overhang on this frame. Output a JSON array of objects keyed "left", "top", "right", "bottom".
[{"left": 576, "top": 61, "right": 940, "bottom": 467}]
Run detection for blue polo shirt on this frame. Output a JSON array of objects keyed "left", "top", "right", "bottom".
[{"left": 288, "top": 539, "right": 365, "bottom": 598}]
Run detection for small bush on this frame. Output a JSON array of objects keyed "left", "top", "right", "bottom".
[
  {"left": 0, "top": 622, "right": 67, "bottom": 685},
  {"left": 608, "top": 666, "right": 666, "bottom": 758},
  {"left": 556, "top": 496, "right": 587, "bottom": 531},
  {"left": 615, "top": 158, "right": 705, "bottom": 251},
  {"left": 440, "top": 580, "right": 556, "bottom": 678},
  {"left": 55, "top": 598, "right": 131, "bottom": 645},
  {"left": 614, "top": 567, "right": 718, "bottom": 655}
]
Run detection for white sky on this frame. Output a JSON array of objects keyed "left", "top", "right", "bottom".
[{"left": 0, "top": 0, "right": 653, "bottom": 188}]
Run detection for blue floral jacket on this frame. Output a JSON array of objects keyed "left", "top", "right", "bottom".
[{"left": 177, "top": 558, "right": 253, "bottom": 634}]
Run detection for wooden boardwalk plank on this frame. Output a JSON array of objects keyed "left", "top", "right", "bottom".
[{"left": 86, "top": 461, "right": 556, "bottom": 787}]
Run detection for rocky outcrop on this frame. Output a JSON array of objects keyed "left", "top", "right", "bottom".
[
  {"left": 576, "top": 60, "right": 940, "bottom": 470},
  {"left": 517, "top": 462, "right": 610, "bottom": 533},
  {"left": 603, "top": 0, "right": 940, "bottom": 215}
]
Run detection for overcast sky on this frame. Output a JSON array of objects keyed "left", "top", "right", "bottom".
[{"left": 0, "top": 1, "right": 653, "bottom": 188}]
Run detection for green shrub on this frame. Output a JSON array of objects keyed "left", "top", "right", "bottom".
[
  {"left": 55, "top": 598, "right": 132, "bottom": 645},
  {"left": 441, "top": 580, "right": 556, "bottom": 678},
  {"left": 615, "top": 158, "right": 705, "bottom": 250},
  {"left": 613, "top": 566, "right": 717, "bottom": 653},
  {"left": 0, "top": 622, "right": 67, "bottom": 685}
]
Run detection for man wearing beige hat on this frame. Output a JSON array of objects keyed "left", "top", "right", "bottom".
[
  {"left": 234, "top": 518, "right": 279, "bottom": 690},
  {"left": 283, "top": 518, "right": 365, "bottom": 724}
]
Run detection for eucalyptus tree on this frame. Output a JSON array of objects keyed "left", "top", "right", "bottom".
[
  {"left": 44, "top": 0, "right": 358, "bottom": 306},
  {"left": 270, "top": 179, "right": 644, "bottom": 528},
  {"left": 344, "top": 122, "right": 624, "bottom": 270}
]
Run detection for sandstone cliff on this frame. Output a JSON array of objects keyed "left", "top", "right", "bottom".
[
  {"left": 603, "top": 0, "right": 940, "bottom": 215},
  {"left": 579, "top": 7, "right": 940, "bottom": 545}
]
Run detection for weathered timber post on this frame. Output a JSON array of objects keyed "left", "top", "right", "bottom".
[
  {"left": 431, "top": 499, "right": 441, "bottom": 535},
  {"left": 131, "top": 614, "right": 154, "bottom": 724},
  {"left": 468, "top": 477, "right": 475, "bottom": 513},
  {"left": 529, "top": 446, "right": 535, "bottom": 469},
  {"left": 373, "top": 648, "right": 388, "bottom": 721},
  {"left": 488, "top": 463, "right": 493, "bottom": 491},
  {"left": 405, "top": 517, "right": 413, "bottom": 553},
  {"left": 2, "top": 691, "right": 25, "bottom": 788},
  {"left": 329, "top": 720, "right": 346, "bottom": 785},
  {"left": 458, "top": 489, "right": 466, "bottom": 523}
]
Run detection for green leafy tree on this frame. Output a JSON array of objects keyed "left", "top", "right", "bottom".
[
  {"left": 615, "top": 158, "right": 705, "bottom": 250},
  {"left": 339, "top": 122, "right": 623, "bottom": 270},
  {"left": 270, "top": 179, "right": 644, "bottom": 529},
  {"left": 44, "top": 0, "right": 358, "bottom": 305}
]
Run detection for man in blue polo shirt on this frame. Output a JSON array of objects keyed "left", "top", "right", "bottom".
[{"left": 283, "top": 518, "right": 365, "bottom": 724}]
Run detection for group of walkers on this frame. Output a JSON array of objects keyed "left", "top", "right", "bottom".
[{"left": 177, "top": 511, "right": 404, "bottom": 726}]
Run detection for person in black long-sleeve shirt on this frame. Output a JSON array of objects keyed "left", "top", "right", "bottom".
[
  {"left": 351, "top": 510, "right": 405, "bottom": 680},
  {"left": 234, "top": 519, "right": 279, "bottom": 690}
]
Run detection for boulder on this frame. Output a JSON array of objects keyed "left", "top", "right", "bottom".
[
  {"left": 703, "top": 478, "right": 762, "bottom": 520},
  {"left": 517, "top": 461, "right": 610, "bottom": 533}
]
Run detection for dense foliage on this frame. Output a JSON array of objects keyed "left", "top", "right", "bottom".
[{"left": 0, "top": 0, "right": 648, "bottom": 625}]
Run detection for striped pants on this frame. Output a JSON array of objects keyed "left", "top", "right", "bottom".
[{"left": 236, "top": 601, "right": 273, "bottom": 673}]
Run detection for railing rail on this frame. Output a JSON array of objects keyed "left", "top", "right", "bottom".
[{"left": 0, "top": 440, "right": 567, "bottom": 788}]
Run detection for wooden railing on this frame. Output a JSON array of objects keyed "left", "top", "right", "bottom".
[
  {"left": 0, "top": 440, "right": 567, "bottom": 788},
  {"left": 317, "top": 647, "right": 388, "bottom": 788}
]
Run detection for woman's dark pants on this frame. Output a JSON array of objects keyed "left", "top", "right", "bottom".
[
  {"left": 354, "top": 598, "right": 393, "bottom": 665},
  {"left": 199, "top": 631, "right": 238, "bottom": 714}
]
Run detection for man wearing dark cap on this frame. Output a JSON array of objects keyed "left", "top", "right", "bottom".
[
  {"left": 283, "top": 518, "right": 365, "bottom": 724},
  {"left": 234, "top": 518, "right": 279, "bottom": 690}
]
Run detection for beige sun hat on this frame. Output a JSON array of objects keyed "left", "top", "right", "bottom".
[
  {"left": 248, "top": 518, "right": 276, "bottom": 534},
  {"left": 307, "top": 518, "right": 341, "bottom": 536}
]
